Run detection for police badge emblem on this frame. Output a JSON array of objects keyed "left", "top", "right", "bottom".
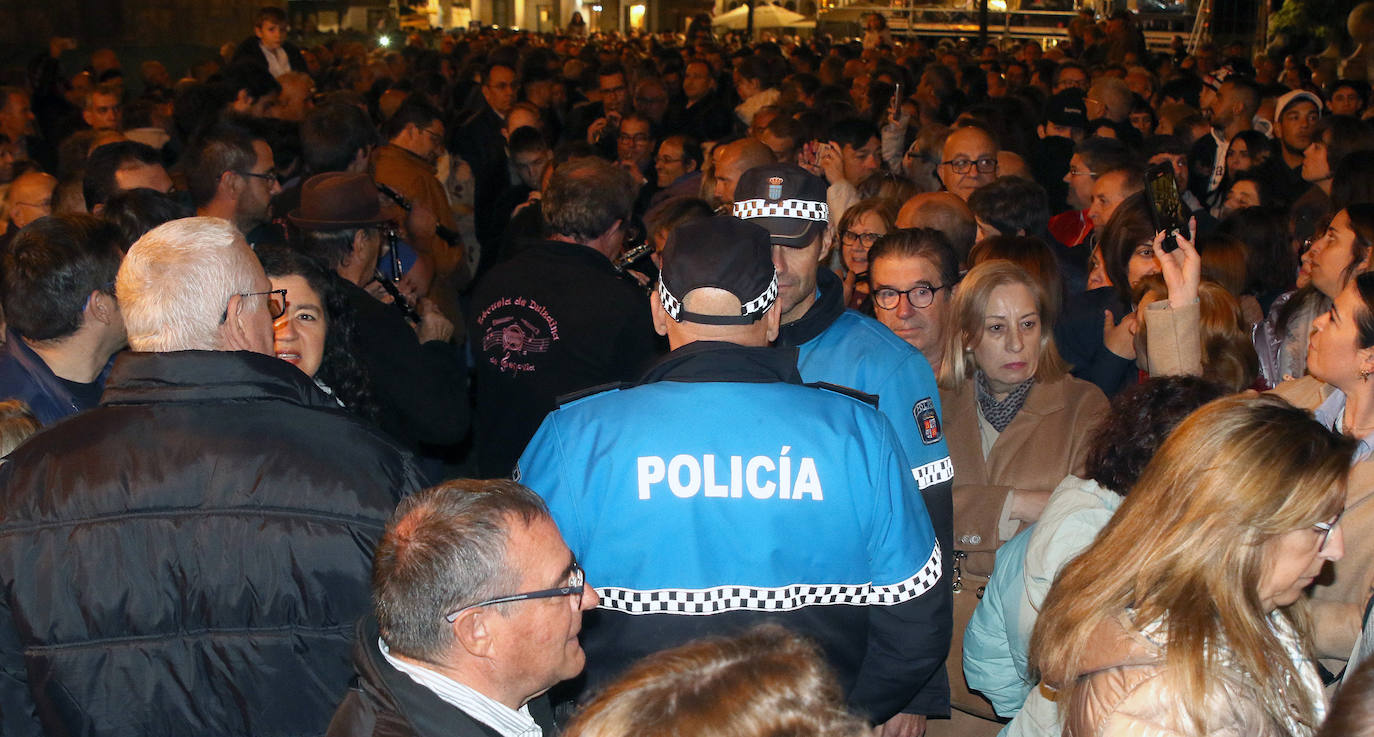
[
  {"left": 914, "top": 397, "right": 942, "bottom": 445},
  {"left": 767, "top": 176, "right": 783, "bottom": 201}
]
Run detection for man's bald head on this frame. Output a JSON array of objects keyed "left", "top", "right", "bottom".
[
  {"left": 997, "top": 150, "right": 1033, "bottom": 181},
  {"left": 712, "top": 138, "right": 775, "bottom": 206},
  {"left": 897, "top": 192, "right": 977, "bottom": 266},
  {"left": 6, "top": 171, "right": 57, "bottom": 229}
]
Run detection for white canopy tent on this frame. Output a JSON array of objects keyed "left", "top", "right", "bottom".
[{"left": 711, "top": 2, "right": 809, "bottom": 30}]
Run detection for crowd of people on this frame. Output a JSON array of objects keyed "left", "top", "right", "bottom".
[{"left": 2, "top": 4, "right": 1374, "bottom": 737}]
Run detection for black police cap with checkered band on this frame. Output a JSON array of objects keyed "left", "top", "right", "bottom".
[{"left": 732, "top": 163, "right": 829, "bottom": 248}]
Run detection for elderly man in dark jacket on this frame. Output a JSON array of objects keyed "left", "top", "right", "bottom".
[{"left": 0, "top": 216, "right": 424, "bottom": 737}]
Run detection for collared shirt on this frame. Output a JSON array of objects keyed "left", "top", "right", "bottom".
[
  {"left": 1315, "top": 388, "right": 1374, "bottom": 463},
  {"left": 260, "top": 42, "right": 291, "bottom": 77},
  {"left": 378, "top": 638, "right": 543, "bottom": 737}
]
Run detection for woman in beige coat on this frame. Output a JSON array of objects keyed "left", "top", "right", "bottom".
[
  {"left": 1031, "top": 395, "right": 1352, "bottom": 737},
  {"left": 929, "top": 261, "right": 1108, "bottom": 737}
]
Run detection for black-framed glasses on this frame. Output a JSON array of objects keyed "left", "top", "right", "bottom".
[
  {"left": 444, "top": 560, "right": 586, "bottom": 622},
  {"left": 941, "top": 157, "right": 997, "bottom": 174},
  {"left": 235, "top": 168, "right": 279, "bottom": 183},
  {"left": 618, "top": 132, "right": 651, "bottom": 144},
  {"left": 873, "top": 283, "right": 949, "bottom": 310},
  {"left": 1314, "top": 509, "right": 1345, "bottom": 553},
  {"left": 841, "top": 230, "right": 883, "bottom": 248},
  {"left": 220, "top": 289, "right": 288, "bottom": 323}
]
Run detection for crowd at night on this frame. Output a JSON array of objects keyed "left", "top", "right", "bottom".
[{"left": 0, "top": 5, "right": 1373, "bottom": 736}]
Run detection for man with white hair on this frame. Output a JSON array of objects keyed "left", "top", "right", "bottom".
[{"left": 0, "top": 216, "right": 424, "bottom": 737}]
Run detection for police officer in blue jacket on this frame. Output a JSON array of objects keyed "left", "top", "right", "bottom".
[
  {"left": 517, "top": 217, "right": 951, "bottom": 726},
  {"left": 734, "top": 165, "right": 956, "bottom": 731}
]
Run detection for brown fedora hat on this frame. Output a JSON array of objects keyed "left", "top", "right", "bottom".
[{"left": 288, "top": 172, "right": 403, "bottom": 230}]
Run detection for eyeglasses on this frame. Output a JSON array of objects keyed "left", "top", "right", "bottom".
[
  {"left": 220, "top": 289, "right": 288, "bottom": 324},
  {"left": 873, "top": 282, "right": 949, "bottom": 310},
  {"left": 655, "top": 154, "right": 686, "bottom": 164},
  {"left": 841, "top": 230, "right": 883, "bottom": 248},
  {"left": 1314, "top": 509, "right": 1344, "bottom": 553},
  {"left": 941, "top": 157, "right": 998, "bottom": 174},
  {"left": 236, "top": 168, "right": 279, "bottom": 183},
  {"left": 619, "top": 133, "right": 651, "bottom": 144},
  {"left": 444, "top": 560, "right": 586, "bottom": 622},
  {"left": 1066, "top": 167, "right": 1096, "bottom": 178}
]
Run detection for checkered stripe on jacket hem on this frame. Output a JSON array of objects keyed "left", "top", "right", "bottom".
[{"left": 595, "top": 545, "right": 942, "bottom": 615}]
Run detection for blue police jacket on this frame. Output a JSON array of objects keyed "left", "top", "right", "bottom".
[
  {"left": 777, "top": 268, "right": 955, "bottom": 717},
  {"left": 517, "top": 341, "right": 951, "bottom": 723}
]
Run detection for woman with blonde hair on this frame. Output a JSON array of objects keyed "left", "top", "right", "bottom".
[
  {"left": 1031, "top": 394, "right": 1355, "bottom": 737},
  {"left": 563, "top": 625, "right": 869, "bottom": 737},
  {"left": 937, "top": 260, "right": 1108, "bottom": 735}
]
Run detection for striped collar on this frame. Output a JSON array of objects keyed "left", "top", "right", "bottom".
[{"left": 379, "top": 638, "right": 543, "bottom": 737}]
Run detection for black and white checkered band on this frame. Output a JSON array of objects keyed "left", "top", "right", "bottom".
[
  {"left": 658, "top": 273, "right": 779, "bottom": 323},
  {"left": 596, "top": 545, "right": 942, "bottom": 616},
  {"left": 658, "top": 280, "right": 684, "bottom": 320},
  {"left": 733, "top": 198, "right": 829, "bottom": 222},
  {"left": 741, "top": 273, "right": 779, "bottom": 316},
  {"left": 913, "top": 457, "right": 954, "bottom": 490}
]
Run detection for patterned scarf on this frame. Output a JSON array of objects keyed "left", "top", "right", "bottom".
[{"left": 975, "top": 372, "right": 1034, "bottom": 433}]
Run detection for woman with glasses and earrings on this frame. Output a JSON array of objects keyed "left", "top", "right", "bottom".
[
  {"left": 935, "top": 260, "right": 1108, "bottom": 736},
  {"left": 1267, "top": 269, "right": 1374, "bottom": 687},
  {"left": 830, "top": 197, "right": 897, "bottom": 311},
  {"left": 1030, "top": 394, "right": 1353, "bottom": 737}
]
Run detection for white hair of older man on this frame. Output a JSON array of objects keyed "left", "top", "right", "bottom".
[{"left": 117, "top": 216, "right": 263, "bottom": 352}]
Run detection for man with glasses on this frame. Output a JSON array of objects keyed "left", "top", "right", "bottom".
[
  {"left": 518, "top": 217, "right": 948, "bottom": 728},
  {"left": 937, "top": 124, "right": 999, "bottom": 202},
  {"left": 456, "top": 63, "right": 520, "bottom": 257},
  {"left": 329, "top": 479, "right": 594, "bottom": 737},
  {"left": 869, "top": 229, "right": 961, "bottom": 371},
  {"left": 573, "top": 64, "right": 633, "bottom": 150},
  {"left": 186, "top": 119, "right": 281, "bottom": 241},
  {"left": 0, "top": 216, "right": 424, "bottom": 737},
  {"left": 651, "top": 134, "right": 703, "bottom": 205},
  {"left": 1048, "top": 136, "right": 1135, "bottom": 254},
  {"left": 374, "top": 99, "right": 469, "bottom": 322},
  {"left": 615, "top": 113, "right": 656, "bottom": 188}
]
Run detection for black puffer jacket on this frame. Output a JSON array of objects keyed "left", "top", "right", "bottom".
[{"left": 0, "top": 350, "right": 425, "bottom": 737}]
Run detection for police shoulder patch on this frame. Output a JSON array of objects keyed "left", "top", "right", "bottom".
[{"left": 914, "top": 397, "right": 942, "bottom": 445}]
